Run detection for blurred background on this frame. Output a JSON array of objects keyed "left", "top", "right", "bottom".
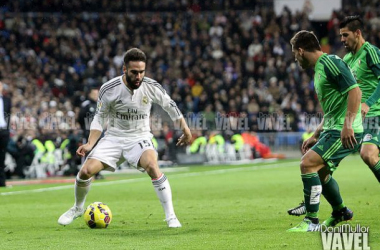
[{"left": 0, "top": 0, "right": 377, "bottom": 179}]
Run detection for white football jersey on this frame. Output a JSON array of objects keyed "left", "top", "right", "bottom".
[{"left": 90, "top": 75, "right": 182, "bottom": 140}]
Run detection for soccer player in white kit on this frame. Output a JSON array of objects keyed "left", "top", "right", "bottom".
[{"left": 58, "top": 48, "right": 192, "bottom": 228}]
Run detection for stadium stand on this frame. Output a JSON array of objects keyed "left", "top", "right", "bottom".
[{"left": 0, "top": 0, "right": 376, "bottom": 177}]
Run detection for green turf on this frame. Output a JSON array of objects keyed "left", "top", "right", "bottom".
[{"left": 0, "top": 155, "right": 379, "bottom": 249}]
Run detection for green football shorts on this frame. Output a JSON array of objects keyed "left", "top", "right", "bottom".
[
  {"left": 312, "top": 130, "right": 362, "bottom": 172},
  {"left": 362, "top": 116, "right": 380, "bottom": 147}
]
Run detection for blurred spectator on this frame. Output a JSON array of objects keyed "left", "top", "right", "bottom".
[
  {"left": 64, "top": 129, "right": 82, "bottom": 176},
  {"left": 0, "top": 81, "right": 11, "bottom": 187},
  {"left": 6, "top": 135, "right": 35, "bottom": 179},
  {"left": 78, "top": 86, "right": 99, "bottom": 139}
]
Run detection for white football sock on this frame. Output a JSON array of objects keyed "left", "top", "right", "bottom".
[
  {"left": 74, "top": 175, "right": 92, "bottom": 209},
  {"left": 152, "top": 174, "right": 176, "bottom": 219}
]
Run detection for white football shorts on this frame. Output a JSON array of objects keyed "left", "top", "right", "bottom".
[{"left": 86, "top": 135, "right": 157, "bottom": 172}]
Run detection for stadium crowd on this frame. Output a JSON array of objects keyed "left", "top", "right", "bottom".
[{"left": 0, "top": 0, "right": 379, "bottom": 175}]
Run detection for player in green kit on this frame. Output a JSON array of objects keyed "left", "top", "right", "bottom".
[
  {"left": 340, "top": 16, "right": 380, "bottom": 181},
  {"left": 288, "top": 16, "right": 380, "bottom": 219},
  {"left": 287, "top": 31, "right": 363, "bottom": 232}
]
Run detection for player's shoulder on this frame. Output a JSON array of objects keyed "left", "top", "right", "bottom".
[
  {"left": 142, "top": 77, "right": 166, "bottom": 94},
  {"left": 324, "top": 54, "right": 343, "bottom": 62},
  {"left": 319, "top": 54, "right": 344, "bottom": 72},
  {"left": 100, "top": 76, "right": 123, "bottom": 90},
  {"left": 143, "top": 76, "right": 159, "bottom": 85},
  {"left": 99, "top": 76, "right": 123, "bottom": 100},
  {"left": 363, "top": 42, "right": 380, "bottom": 61},
  {"left": 363, "top": 42, "right": 380, "bottom": 52}
]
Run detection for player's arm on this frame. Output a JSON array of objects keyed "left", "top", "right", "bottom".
[
  {"left": 342, "top": 86, "right": 362, "bottom": 148},
  {"left": 329, "top": 57, "right": 361, "bottom": 148},
  {"left": 147, "top": 81, "right": 192, "bottom": 145},
  {"left": 312, "top": 118, "right": 324, "bottom": 140},
  {"left": 301, "top": 118, "right": 324, "bottom": 154},
  {"left": 87, "top": 130, "right": 103, "bottom": 147},
  {"left": 77, "top": 129, "right": 103, "bottom": 157},
  {"left": 337, "top": 59, "right": 362, "bottom": 148},
  {"left": 175, "top": 117, "right": 192, "bottom": 146},
  {"left": 364, "top": 81, "right": 380, "bottom": 112},
  {"left": 363, "top": 50, "right": 380, "bottom": 117}
]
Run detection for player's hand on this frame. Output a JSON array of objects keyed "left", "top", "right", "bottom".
[
  {"left": 176, "top": 128, "right": 192, "bottom": 146},
  {"left": 341, "top": 127, "right": 357, "bottom": 149},
  {"left": 361, "top": 103, "right": 369, "bottom": 120},
  {"left": 76, "top": 143, "right": 94, "bottom": 157},
  {"left": 301, "top": 137, "right": 317, "bottom": 155}
]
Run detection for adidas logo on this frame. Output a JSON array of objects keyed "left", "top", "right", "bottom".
[
  {"left": 317, "top": 145, "right": 324, "bottom": 151},
  {"left": 312, "top": 191, "right": 321, "bottom": 198}
]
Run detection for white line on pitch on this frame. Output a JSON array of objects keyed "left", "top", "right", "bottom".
[{"left": 0, "top": 161, "right": 298, "bottom": 196}]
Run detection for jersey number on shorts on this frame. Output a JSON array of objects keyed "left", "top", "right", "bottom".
[{"left": 138, "top": 140, "right": 151, "bottom": 149}]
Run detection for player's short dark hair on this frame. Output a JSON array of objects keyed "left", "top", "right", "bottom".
[
  {"left": 123, "top": 48, "right": 147, "bottom": 65},
  {"left": 339, "top": 15, "right": 363, "bottom": 31},
  {"left": 290, "top": 30, "right": 321, "bottom": 52}
]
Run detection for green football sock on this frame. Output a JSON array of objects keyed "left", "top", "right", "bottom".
[
  {"left": 370, "top": 161, "right": 380, "bottom": 182},
  {"left": 301, "top": 173, "right": 321, "bottom": 218},
  {"left": 322, "top": 175, "right": 345, "bottom": 211}
]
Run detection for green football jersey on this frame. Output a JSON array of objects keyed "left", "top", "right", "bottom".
[
  {"left": 343, "top": 42, "right": 380, "bottom": 117},
  {"left": 314, "top": 53, "right": 363, "bottom": 133}
]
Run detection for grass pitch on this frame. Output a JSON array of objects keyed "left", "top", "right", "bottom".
[{"left": 1, "top": 155, "right": 379, "bottom": 250}]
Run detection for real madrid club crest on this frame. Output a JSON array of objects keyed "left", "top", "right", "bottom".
[{"left": 142, "top": 96, "right": 148, "bottom": 105}]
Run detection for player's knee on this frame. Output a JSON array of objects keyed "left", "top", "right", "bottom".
[
  {"left": 78, "top": 168, "right": 92, "bottom": 180},
  {"left": 145, "top": 160, "right": 158, "bottom": 171},
  {"left": 360, "top": 151, "right": 376, "bottom": 167},
  {"left": 360, "top": 150, "right": 369, "bottom": 161},
  {"left": 300, "top": 158, "right": 315, "bottom": 172},
  {"left": 78, "top": 165, "right": 98, "bottom": 179},
  {"left": 144, "top": 161, "right": 160, "bottom": 178},
  {"left": 79, "top": 159, "right": 104, "bottom": 179}
]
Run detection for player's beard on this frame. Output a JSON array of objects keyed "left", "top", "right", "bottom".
[
  {"left": 126, "top": 74, "right": 143, "bottom": 90},
  {"left": 344, "top": 38, "right": 357, "bottom": 53},
  {"left": 298, "top": 56, "right": 309, "bottom": 69},
  {"left": 344, "top": 43, "right": 354, "bottom": 52}
]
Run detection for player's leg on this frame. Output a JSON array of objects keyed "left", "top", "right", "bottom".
[
  {"left": 360, "top": 118, "right": 380, "bottom": 181},
  {"left": 82, "top": 137, "right": 105, "bottom": 180},
  {"left": 319, "top": 167, "right": 353, "bottom": 227},
  {"left": 58, "top": 159, "right": 105, "bottom": 226},
  {"left": 360, "top": 143, "right": 380, "bottom": 182},
  {"left": 318, "top": 132, "right": 362, "bottom": 227},
  {"left": 75, "top": 159, "right": 105, "bottom": 209},
  {"left": 288, "top": 131, "right": 363, "bottom": 217},
  {"left": 58, "top": 136, "right": 122, "bottom": 226},
  {"left": 138, "top": 148, "right": 181, "bottom": 228},
  {"left": 288, "top": 149, "right": 324, "bottom": 232},
  {"left": 319, "top": 168, "right": 345, "bottom": 212},
  {"left": 287, "top": 168, "right": 347, "bottom": 217}
]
